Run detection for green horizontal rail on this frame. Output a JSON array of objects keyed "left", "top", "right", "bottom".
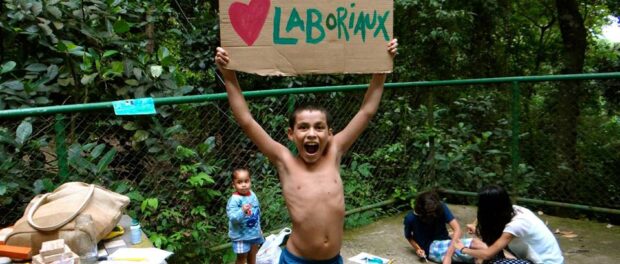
[
  {"left": 1, "top": 72, "right": 618, "bottom": 119},
  {"left": 442, "top": 190, "right": 620, "bottom": 215}
]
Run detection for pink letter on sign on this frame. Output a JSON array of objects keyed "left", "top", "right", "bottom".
[{"left": 228, "top": 0, "right": 270, "bottom": 46}]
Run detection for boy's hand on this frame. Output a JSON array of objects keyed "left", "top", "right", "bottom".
[
  {"left": 416, "top": 249, "right": 426, "bottom": 258},
  {"left": 215, "top": 47, "right": 230, "bottom": 71},
  {"left": 387, "top": 38, "right": 398, "bottom": 58}
]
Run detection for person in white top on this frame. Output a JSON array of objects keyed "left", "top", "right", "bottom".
[{"left": 454, "top": 185, "right": 564, "bottom": 264}]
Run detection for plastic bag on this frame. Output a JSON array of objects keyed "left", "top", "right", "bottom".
[{"left": 256, "top": 227, "right": 291, "bottom": 264}]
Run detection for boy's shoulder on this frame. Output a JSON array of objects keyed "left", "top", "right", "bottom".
[{"left": 404, "top": 211, "right": 417, "bottom": 222}]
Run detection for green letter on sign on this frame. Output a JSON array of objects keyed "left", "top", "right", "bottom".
[
  {"left": 274, "top": 7, "right": 298, "bottom": 45},
  {"left": 306, "top": 9, "right": 325, "bottom": 44}
]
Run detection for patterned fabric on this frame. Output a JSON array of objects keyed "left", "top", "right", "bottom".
[
  {"left": 490, "top": 258, "right": 534, "bottom": 264},
  {"left": 232, "top": 237, "right": 265, "bottom": 254},
  {"left": 227, "top": 191, "right": 263, "bottom": 241},
  {"left": 428, "top": 238, "right": 474, "bottom": 263},
  {"left": 279, "top": 247, "right": 343, "bottom": 264}
]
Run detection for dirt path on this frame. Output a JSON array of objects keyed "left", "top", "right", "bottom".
[{"left": 341, "top": 204, "right": 619, "bottom": 263}]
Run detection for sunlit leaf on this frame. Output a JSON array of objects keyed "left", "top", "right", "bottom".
[
  {"left": 150, "top": 65, "right": 163, "bottom": 78},
  {"left": 103, "top": 50, "right": 119, "bottom": 58},
  {"left": 16, "top": 121, "right": 33, "bottom": 145},
  {"left": 132, "top": 130, "right": 149, "bottom": 142},
  {"left": 47, "top": 6, "right": 62, "bottom": 19},
  {"left": 80, "top": 73, "right": 98, "bottom": 85},
  {"left": 1, "top": 61, "right": 16, "bottom": 74}
]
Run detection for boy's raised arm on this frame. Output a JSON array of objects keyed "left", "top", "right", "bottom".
[
  {"left": 334, "top": 39, "right": 398, "bottom": 154},
  {"left": 215, "top": 47, "right": 288, "bottom": 162}
]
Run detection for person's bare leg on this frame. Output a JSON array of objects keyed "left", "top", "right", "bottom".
[
  {"left": 236, "top": 252, "right": 248, "bottom": 264},
  {"left": 247, "top": 244, "right": 259, "bottom": 264}
]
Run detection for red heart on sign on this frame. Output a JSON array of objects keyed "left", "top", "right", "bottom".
[{"left": 228, "top": 0, "right": 271, "bottom": 46}]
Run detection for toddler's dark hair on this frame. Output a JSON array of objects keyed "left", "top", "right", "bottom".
[{"left": 231, "top": 168, "right": 250, "bottom": 181}]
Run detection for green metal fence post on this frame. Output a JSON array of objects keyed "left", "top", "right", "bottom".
[
  {"left": 54, "top": 114, "right": 69, "bottom": 181},
  {"left": 511, "top": 81, "right": 521, "bottom": 179}
]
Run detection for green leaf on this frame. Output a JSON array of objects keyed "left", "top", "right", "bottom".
[
  {"left": 80, "top": 73, "right": 98, "bottom": 85},
  {"left": 31, "top": 2, "right": 43, "bottom": 16},
  {"left": 132, "top": 130, "right": 149, "bottom": 142},
  {"left": 16, "top": 121, "right": 33, "bottom": 145},
  {"left": 1, "top": 80, "right": 24, "bottom": 90},
  {"left": 52, "top": 21, "right": 64, "bottom": 30},
  {"left": 150, "top": 65, "right": 163, "bottom": 78},
  {"left": 188, "top": 172, "right": 215, "bottom": 187},
  {"left": 1, "top": 61, "right": 16, "bottom": 74},
  {"left": 126, "top": 191, "right": 144, "bottom": 202},
  {"left": 91, "top": 144, "right": 106, "bottom": 159},
  {"left": 122, "top": 122, "right": 139, "bottom": 131},
  {"left": 47, "top": 6, "right": 62, "bottom": 19},
  {"left": 125, "top": 79, "right": 139, "bottom": 86},
  {"left": 103, "top": 50, "right": 119, "bottom": 58},
  {"left": 96, "top": 148, "right": 116, "bottom": 174},
  {"left": 34, "top": 97, "right": 50, "bottom": 105},
  {"left": 110, "top": 61, "right": 124, "bottom": 73},
  {"left": 26, "top": 63, "right": 48, "bottom": 72},
  {"left": 114, "top": 182, "right": 129, "bottom": 193},
  {"left": 141, "top": 198, "right": 158, "bottom": 212},
  {"left": 0, "top": 184, "right": 7, "bottom": 195},
  {"left": 157, "top": 47, "right": 172, "bottom": 66},
  {"left": 113, "top": 20, "right": 130, "bottom": 34}
]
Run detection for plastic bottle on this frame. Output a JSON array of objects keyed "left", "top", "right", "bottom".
[
  {"left": 74, "top": 214, "right": 98, "bottom": 264},
  {"left": 130, "top": 218, "right": 142, "bottom": 245}
]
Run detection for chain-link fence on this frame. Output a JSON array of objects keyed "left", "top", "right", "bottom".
[{"left": 1, "top": 73, "right": 619, "bottom": 261}]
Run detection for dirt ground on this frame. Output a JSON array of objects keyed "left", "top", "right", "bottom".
[{"left": 341, "top": 204, "right": 619, "bottom": 264}]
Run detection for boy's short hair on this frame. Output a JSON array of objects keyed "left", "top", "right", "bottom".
[
  {"left": 414, "top": 190, "right": 444, "bottom": 224},
  {"left": 288, "top": 104, "right": 332, "bottom": 129},
  {"left": 231, "top": 168, "right": 250, "bottom": 181}
]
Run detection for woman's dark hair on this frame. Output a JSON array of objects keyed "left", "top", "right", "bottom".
[
  {"left": 476, "top": 185, "right": 515, "bottom": 245},
  {"left": 414, "top": 191, "right": 445, "bottom": 225}
]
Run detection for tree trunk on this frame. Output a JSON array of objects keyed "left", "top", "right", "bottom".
[{"left": 552, "top": 0, "right": 586, "bottom": 198}]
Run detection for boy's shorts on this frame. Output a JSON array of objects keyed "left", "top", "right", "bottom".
[
  {"left": 280, "top": 247, "right": 343, "bottom": 264},
  {"left": 232, "top": 237, "right": 265, "bottom": 254},
  {"left": 429, "top": 238, "right": 474, "bottom": 263}
]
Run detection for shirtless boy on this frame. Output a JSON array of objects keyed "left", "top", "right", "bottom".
[{"left": 215, "top": 39, "right": 397, "bottom": 263}]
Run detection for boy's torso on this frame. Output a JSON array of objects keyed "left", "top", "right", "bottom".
[{"left": 276, "top": 146, "right": 345, "bottom": 260}]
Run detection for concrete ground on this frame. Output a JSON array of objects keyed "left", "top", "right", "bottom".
[{"left": 341, "top": 204, "right": 619, "bottom": 263}]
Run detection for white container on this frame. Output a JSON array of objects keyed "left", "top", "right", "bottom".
[{"left": 130, "top": 219, "right": 142, "bottom": 245}]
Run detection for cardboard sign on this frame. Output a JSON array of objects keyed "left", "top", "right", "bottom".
[{"left": 220, "top": 0, "right": 393, "bottom": 76}]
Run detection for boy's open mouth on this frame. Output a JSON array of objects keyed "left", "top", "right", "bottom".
[{"left": 304, "top": 142, "right": 319, "bottom": 154}]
